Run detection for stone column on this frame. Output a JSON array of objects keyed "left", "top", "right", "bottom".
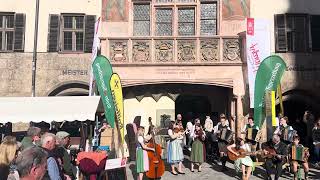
[
  {"left": 230, "top": 95, "right": 237, "bottom": 136},
  {"left": 234, "top": 94, "right": 244, "bottom": 138}
]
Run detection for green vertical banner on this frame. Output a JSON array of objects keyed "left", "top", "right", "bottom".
[
  {"left": 254, "top": 55, "right": 286, "bottom": 128},
  {"left": 92, "top": 55, "right": 115, "bottom": 128}
]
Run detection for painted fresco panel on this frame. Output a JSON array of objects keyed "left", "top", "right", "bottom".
[
  {"left": 222, "top": 0, "right": 250, "bottom": 20},
  {"left": 102, "top": 0, "right": 129, "bottom": 22}
]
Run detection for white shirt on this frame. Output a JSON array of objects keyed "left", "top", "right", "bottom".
[
  {"left": 138, "top": 136, "right": 144, "bottom": 144},
  {"left": 274, "top": 124, "right": 293, "bottom": 135},
  {"left": 213, "top": 122, "right": 230, "bottom": 133},
  {"left": 204, "top": 118, "right": 213, "bottom": 132},
  {"left": 190, "top": 125, "right": 196, "bottom": 138},
  {"left": 186, "top": 122, "right": 193, "bottom": 131},
  {"left": 241, "top": 143, "right": 251, "bottom": 152}
]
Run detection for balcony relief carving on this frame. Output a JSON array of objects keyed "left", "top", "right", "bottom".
[
  {"left": 200, "top": 39, "right": 219, "bottom": 62},
  {"left": 110, "top": 40, "right": 128, "bottom": 62},
  {"left": 223, "top": 39, "right": 241, "bottom": 62},
  {"left": 155, "top": 40, "right": 173, "bottom": 62},
  {"left": 178, "top": 40, "right": 196, "bottom": 62},
  {"left": 132, "top": 41, "right": 150, "bottom": 62}
]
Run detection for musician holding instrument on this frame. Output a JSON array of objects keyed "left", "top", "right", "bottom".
[
  {"left": 274, "top": 116, "right": 296, "bottom": 145},
  {"left": 136, "top": 126, "right": 155, "bottom": 180},
  {"left": 262, "top": 134, "right": 288, "bottom": 180},
  {"left": 204, "top": 116, "right": 215, "bottom": 160},
  {"left": 312, "top": 118, "right": 320, "bottom": 167},
  {"left": 241, "top": 117, "right": 259, "bottom": 151},
  {"left": 190, "top": 123, "right": 206, "bottom": 172},
  {"left": 289, "top": 135, "right": 309, "bottom": 180},
  {"left": 227, "top": 137, "right": 253, "bottom": 180},
  {"left": 167, "top": 120, "right": 185, "bottom": 175},
  {"left": 214, "top": 113, "right": 232, "bottom": 171}
]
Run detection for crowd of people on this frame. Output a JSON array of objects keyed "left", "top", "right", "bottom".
[
  {"left": 135, "top": 113, "right": 320, "bottom": 180},
  {"left": 0, "top": 113, "right": 320, "bottom": 180},
  {"left": 0, "top": 127, "right": 75, "bottom": 180}
]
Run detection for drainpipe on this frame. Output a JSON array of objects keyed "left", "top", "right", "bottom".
[{"left": 32, "top": 0, "right": 40, "bottom": 97}]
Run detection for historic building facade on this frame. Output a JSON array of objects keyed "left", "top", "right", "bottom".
[
  {"left": 251, "top": 0, "right": 320, "bottom": 125},
  {"left": 0, "top": 0, "right": 100, "bottom": 97},
  {"left": 0, "top": 0, "right": 249, "bottom": 135},
  {"left": 100, "top": 0, "right": 249, "bottom": 132},
  {"left": 3, "top": 0, "right": 319, "bottom": 137}
]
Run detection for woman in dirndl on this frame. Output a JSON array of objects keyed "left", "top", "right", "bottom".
[
  {"left": 227, "top": 137, "right": 254, "bottom": 180},
  {"left": 136, "top": 126, "right": 155, "bottom": 180},
  {"left": 190, "top": 123, "right": 206, "bottom": 172},
  {"left": 167, "top": 120, "right": 185, "bottom": 175}
]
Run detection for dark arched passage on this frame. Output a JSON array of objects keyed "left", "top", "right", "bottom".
[
  {"left": 47, "top": 81, "right": 89, "bottom": 96},
  {"left": 175, "top": 95, "right": 211, "bottom": 126}
]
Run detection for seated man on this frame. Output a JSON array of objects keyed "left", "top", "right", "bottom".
[
  {"left": 262, "top": 134, "right": 288, "bottom": 180},
  {"left": 290, "top": 135, "right": 309, "bottom": 180}
]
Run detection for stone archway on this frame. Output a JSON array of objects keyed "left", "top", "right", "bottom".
[
  {"left": 280, "top": 89, "right": 320, "bottom": 119},
  {"left": 47, "top": 81, "right": 89, "bottom": 96}
]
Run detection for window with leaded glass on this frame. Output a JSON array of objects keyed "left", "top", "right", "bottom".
[
  {"left": 178, "top": 8, "right": 195, "bottom": 36},
  {"left": 133, "top": 4, "right": 150, "bottom": 36},
  {"left": 62, "top": 15, "right": 84, "bottom": 51},
  {"left": 0, "top": 14, "right": 14, "bottom": 51},
  {"left": 156, "top": 8, "right": 173, "bottom": 36},
  {"left": 200, "top": 2, "right": 217, "bottom": 36}
]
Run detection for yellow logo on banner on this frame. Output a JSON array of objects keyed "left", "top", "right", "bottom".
[{"left": 110, "top": 73, "right": 124, "bottom": 143}]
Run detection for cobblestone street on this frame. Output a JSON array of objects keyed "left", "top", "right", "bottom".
[{"left": 125, "top": 155, "right": 320, "bottom": 180}]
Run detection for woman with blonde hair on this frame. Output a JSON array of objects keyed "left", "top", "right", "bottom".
[
  {"left": 136, "top": 126, "right": 155, "bottom": 180},
  {"left": 0, "top": 136, "right": 19, "bottom": 180}
]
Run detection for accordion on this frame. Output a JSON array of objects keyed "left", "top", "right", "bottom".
[
  {"left": 282, "top": 129, "right": 297, "bottom": 142},
  {"left": 246, "top": 128, "right": 258, "bottom": 141},
  {"left": 291, "top": 145, "right": 309, "bottom": 162},
  {"left": 219, "top": 128, "right": 234, "bottom": 142}
]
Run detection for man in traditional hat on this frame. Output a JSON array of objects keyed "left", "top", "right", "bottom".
[{"left": 56, "top": 131, "right": 74, "bottom": 179}]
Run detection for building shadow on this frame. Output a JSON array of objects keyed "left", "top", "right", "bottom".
[{"left": 209, "top": 162, "right": 241, "bottom": 179}]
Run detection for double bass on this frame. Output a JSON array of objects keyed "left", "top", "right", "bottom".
[{"left": 146, "top": 126, "right": 165, "bottom": 179}]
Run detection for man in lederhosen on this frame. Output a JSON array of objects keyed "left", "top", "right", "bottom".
[{"left": 214, "top": 113, "right": 231, "bottom": 171}]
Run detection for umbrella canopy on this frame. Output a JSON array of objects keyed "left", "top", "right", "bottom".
[{"left": 0, "top": 96, "right": 101, "bottom": 123}]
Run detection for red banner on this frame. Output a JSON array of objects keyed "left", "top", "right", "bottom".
[{"left": 247, "top": 18, "right": 254, "bottom": 36}]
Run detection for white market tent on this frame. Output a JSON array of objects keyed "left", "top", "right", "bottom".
[{"left": 0, "top": 96, "right": 101, "bottom": 123}]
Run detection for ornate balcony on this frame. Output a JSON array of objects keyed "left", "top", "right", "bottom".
[{"left": 107, "top": 36, "right": 242, "bottom": 65}]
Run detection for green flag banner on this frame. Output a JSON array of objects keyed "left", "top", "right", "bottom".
[
  {"left": 254, "top": 55, "right": 286, "bottom": 128},
  {"left": 92, "top": 55, "right": 115, "bottom": 128}
]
